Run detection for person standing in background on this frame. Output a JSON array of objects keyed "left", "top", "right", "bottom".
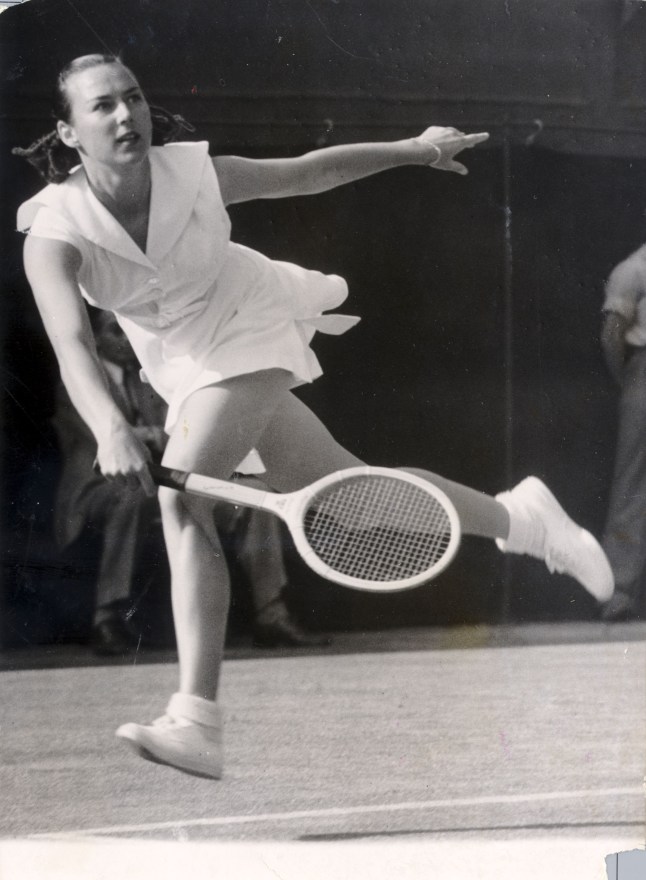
[
  {"left": 215, "top": 474, "right": 329, "bottom": 648},
  {"left": 600, "top": 246, "right": 646, "bottom": 621}
]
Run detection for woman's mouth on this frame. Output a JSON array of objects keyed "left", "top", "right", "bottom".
[{"left": 116, "top": 132, "right": 140, "bottom": 145}]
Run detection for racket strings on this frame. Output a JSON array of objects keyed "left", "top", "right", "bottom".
[{"left": 303, "top": 476, "right": 454, "bottom": 582}]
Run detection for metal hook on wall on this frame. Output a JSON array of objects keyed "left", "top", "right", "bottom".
[{"left": 525, "top": 119, "right": 544, "bottom": 147}]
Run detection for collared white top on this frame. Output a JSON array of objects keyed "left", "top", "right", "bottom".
[{"left": 17, "top": 142, "right": 359, "bottom": 434}]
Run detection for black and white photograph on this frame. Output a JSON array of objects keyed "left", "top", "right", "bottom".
[{"left": 1, "top": 1, "right": 645, "bottom": 877}]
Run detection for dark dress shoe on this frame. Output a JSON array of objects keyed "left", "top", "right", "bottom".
[
  {"left": 601, "top": 590, "right": 637, "bottom": 623},
  {"left": 252, "top": 615, "right": 331, "bottom": 648},
  {"left": 90, "top": 615, "right": 137, "bottom": 656}
]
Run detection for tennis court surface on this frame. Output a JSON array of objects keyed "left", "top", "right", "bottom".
[{"left": 1, "top": 623, "right": 645, "bottom": 879}]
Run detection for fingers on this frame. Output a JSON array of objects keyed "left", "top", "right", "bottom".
[
  {"left": 120, "top": 462, "right": 157, "bottom": 496},
  {"left": 443, "top": 128, "right": 489, "bottom": 143},
  {"left": 436, "top": 129, "right": 489, "bottom": 174},
  {"left": 106, "top": 470, "right": 146, "bottom": 491},
  {"left": 461, "top": 132, "right": 489, "bottom": 148},
  {"left": 113, "top": 466, "right": 157, "bottom": 497},
  {"left": 93, "top": 459, "right": 157, "bottom": 496}
]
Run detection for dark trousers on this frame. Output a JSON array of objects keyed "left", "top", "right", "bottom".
[{"left": 603, "top": 345, "right": 646, "bottom": 603}]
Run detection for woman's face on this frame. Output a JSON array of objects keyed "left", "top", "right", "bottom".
[{"left": 57, "top": 63, "right": 153, "bottom": 172}]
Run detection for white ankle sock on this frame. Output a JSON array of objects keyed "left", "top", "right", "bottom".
[
  {"left": 494, "top": 490, "right": 534, "bottom": 555},
  {"left": 167, "top": 693, "right": 222, "bottom": 728}
]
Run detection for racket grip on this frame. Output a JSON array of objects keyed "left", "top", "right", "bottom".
[{"left": 149, "top": 463, "right": 189, "bottom": 492}]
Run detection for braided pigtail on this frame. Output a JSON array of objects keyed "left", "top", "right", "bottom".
[
  {"left": 12, "top": 129, "right": 79, "bottom": 184},
  {"left": 150, "top": 105, "right": 196, "bottom": 145}
]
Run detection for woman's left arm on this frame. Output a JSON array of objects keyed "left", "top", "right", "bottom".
[{"left": 214, "top": 126, "right": 489, "bottom": 206}]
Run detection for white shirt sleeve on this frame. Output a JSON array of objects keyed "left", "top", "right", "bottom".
[{"left": 25, "top": 205, "right": 83, "bottom": 249}]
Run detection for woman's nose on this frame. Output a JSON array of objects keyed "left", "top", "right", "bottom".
[{"left": 115, "top": 100, "right": 132, "bottom": 122}]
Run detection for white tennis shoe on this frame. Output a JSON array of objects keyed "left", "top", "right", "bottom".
[
  {"left": 116, "top": 692, "right": 223, "bottom": 779},
  {"left": 495, "top": 477, "right": 614, "bottom": 602}
]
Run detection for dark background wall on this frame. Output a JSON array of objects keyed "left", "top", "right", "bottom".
[{"left": 2, "top": 0, "right": 646, "bottom": 646}]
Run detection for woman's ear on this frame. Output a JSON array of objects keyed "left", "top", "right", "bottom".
[{"left": 57, "top": 119, "right": 78, "bottom": 148}]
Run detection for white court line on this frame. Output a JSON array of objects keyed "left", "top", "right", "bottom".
[{"left": 31, "top": 786, "right": 645, "bottom": 840}]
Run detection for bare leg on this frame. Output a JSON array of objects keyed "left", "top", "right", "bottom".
[
  {"left": 118, "top": 379, "right": 611, "bottom": 777},
  {"left": 158, "top": 369, "right": 297, "bottom": 701},
  {"left": 159, "top": 381, "right": 608, "bottom": 705},
  {"left": 404, "top": 468, "right": 510, "bottom": 539},
  {"left": 257, "top": 393, "right": 511, "bottom": 539},
  {"left": 257, "top": 395, "right": 611, "bottom": 601},
  {"left": 158, "top": 491, "right": 229, "bottom": 701}
]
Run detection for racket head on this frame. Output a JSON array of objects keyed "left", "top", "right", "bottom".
[{"left": 287, "top": 466, "right": 461, "bottom": 592}]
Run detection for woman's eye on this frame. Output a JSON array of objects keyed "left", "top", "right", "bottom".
[{"left": 128, "top": 94, "right": 143, "bottom": 104}]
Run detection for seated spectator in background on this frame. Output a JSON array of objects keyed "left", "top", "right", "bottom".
[
  {"left": 51, "top": 309, "right": 168, "bottom": 654},
  {"left": 51, "top": 310, "right": 326, "bottom": 654},
  {"left": 216, "top": 475, "right": 328, "bottom": 648}
]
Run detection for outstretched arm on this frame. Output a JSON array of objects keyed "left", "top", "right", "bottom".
[
  {"left": 23, "top": 235, "right": 156, "bottom": 494},
  {"left": 214, "top": 126, "right": 489, "bottom": 206}
]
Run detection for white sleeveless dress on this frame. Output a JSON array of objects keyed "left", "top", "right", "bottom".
[{"left": 17, "top": 142, "right": 359, "bottom": 439}]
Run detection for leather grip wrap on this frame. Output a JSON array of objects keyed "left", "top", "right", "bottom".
[{"left": 149, "top": 463, "right": 189, "bottom": 492}]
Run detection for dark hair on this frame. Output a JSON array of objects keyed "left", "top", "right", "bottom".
[{"left": 12, "top": 54, "right": 195, "bottom": 184}]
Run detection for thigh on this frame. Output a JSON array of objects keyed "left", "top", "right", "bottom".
[
  {"left": 256, "top": 392, "right": 363, "bottom": 492},
  {"left": 162, "top": 369, "right": 295, "bottom": 478}
]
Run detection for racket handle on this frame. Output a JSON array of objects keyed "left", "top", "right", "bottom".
[{"left": 149, "top": 463, "right": 189, "bottom": 492}]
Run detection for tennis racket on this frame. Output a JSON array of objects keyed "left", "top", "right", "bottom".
[{"left": 150, "top": 464, "right": 460, "bottom": 592}]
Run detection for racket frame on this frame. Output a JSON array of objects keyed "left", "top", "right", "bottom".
[{"left": 151, "top": 464, "right": 461, "bottom": 592}]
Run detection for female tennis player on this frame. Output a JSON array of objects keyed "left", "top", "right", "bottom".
[{"left": 15, "top": 55, "right": 613, "bottom": 779}]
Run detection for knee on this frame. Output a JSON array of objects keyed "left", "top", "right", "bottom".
[
  {"left": 158, "top": 484, "right": 216, "bottom": 529},
  {"left": 158, "top": 485, "right": 193, "bottom": 527}
]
